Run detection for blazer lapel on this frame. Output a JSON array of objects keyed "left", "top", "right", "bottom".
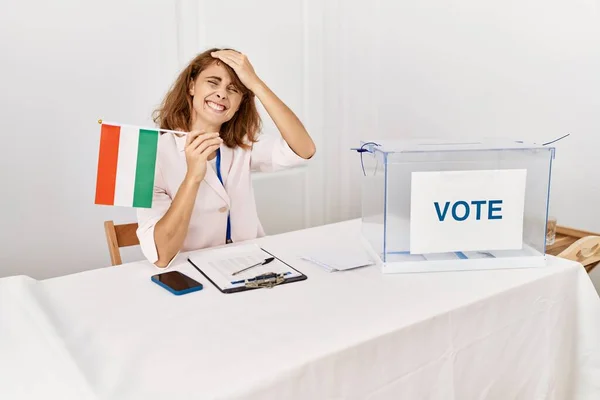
[
  {"left": 219, "top": 144, "right": 232, "bottom": 186},
  {"left": 203, "top": 144, "right": 230, "bottom": 206}
]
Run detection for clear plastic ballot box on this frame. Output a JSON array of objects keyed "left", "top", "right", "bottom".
[{"left": 356, "top": 139, "right": 555, "bottom": 273}]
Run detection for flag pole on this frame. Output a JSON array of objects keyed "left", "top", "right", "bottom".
[{"left": 97, "top": 119, "right": 189, "bottom": 135}]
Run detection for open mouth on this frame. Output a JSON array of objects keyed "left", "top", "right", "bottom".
[{"left": 205, "top": 100, "right": 227, "bottom": 114}]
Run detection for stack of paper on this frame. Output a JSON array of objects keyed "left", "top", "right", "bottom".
[{"left": 302, "top": 243, "right": 375, "bottom": 272}]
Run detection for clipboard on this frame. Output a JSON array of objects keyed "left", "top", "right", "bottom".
[{"left": 187, "top": 245, "right": 307, "bottom": 294}]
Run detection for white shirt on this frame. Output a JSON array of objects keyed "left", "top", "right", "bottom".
[{"left": 208, "top": 156, "right": 218, "bottom": 174}]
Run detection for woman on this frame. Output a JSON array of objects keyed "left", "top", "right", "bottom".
[{"left": 136, "top": 48, "right": 316, "bottom": 267}]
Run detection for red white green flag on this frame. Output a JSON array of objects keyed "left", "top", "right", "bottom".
[{"left": 94, "top": 123, "right": 159, "bottom": 208}]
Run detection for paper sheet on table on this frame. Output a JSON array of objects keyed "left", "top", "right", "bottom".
[
  {"left": 302, "top": 243, "right": 375, "bottom": 272},
  {"left": 188, "top": 244, "right": 300, "bottom": 290}
]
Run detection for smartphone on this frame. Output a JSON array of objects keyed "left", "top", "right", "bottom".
[{"left": 151, "top": 271, "right": 203, "bottom": 295}]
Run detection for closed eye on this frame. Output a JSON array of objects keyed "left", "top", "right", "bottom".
[{"left": 228, "top": 86, "right": 239, "bottom": 93}]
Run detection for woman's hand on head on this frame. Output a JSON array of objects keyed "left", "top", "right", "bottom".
[
  {"left": 184, "top": 131, "right": 222, "bottom": 183},
  {"left": 211, "top": 50, "right": 262, "bottom": 93}
]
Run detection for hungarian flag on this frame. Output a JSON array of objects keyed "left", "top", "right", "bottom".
[{"left": 95, "top": 122, "right": 159, "bottom": 208}]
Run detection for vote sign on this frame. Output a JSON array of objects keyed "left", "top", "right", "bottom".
[{"left": 409, "top": 169, "right": 527, "bottom": 254}]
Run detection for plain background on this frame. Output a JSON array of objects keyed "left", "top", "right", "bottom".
[{"left": 0, "top": 0, "right": 598, "bottom": 287}]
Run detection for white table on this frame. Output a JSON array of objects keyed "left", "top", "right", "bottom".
[{"left": 1, "top": 220, "right": 600, "bottom": 399}]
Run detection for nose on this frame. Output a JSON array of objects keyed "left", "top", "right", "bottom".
[{"left": 215, "top": 90, "right": 227, "bottom": 100}]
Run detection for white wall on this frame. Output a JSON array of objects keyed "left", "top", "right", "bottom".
[
  {"left": 0, "top": 0, "right": 181, "bottom": 278},
  {"left": 321, "top": 0, "right": 600, "bottom": 234}
]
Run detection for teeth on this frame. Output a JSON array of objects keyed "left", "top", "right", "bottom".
[{"left": 207, "top": 101, "right": 225, "bottom": 111}]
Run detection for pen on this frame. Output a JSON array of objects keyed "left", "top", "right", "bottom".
[
  {"left": 231, "top": 257, "right": 275, "bottom": 276},
  {"left": 231, "top": 271, "right": 291, "bottom": 285}
]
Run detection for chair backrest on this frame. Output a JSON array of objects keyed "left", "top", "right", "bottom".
[{"left": 104, "top": 220, "right": 140, "bottom": 266}]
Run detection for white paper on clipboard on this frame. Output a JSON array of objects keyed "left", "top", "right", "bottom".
[{"left": 187, "top": 244, "right": 301, "bottom": 291}]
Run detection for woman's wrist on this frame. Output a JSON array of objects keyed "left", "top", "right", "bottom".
[
  {"left": 249, "top": 78, "right": 266, "bottom": 96},
  {"left": 183, "top": 173, "right": 204, "bottom": 186}
]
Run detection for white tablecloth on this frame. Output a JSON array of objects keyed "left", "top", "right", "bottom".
[{"left": 1, "top": 220, "right": 599, "bottom": 399}]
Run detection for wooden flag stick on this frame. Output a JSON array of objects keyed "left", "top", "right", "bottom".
[{"left": 97, "top": 119, "right": 188, "bottom": 135}]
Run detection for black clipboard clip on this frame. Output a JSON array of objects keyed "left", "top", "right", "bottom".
[{"left": 244, "top": 272, "right": 286, "bottom": 289}]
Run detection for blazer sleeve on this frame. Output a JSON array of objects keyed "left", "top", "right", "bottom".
[
  {"left": 250, "top": 133, "right": 311, "bottom": 172},
  {"left": 135, "top": 163, "right": 178, "bottom": 268}
]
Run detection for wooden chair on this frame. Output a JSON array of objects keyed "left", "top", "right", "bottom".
[
  {"left": 546, "top": 225, "right": 600, "bottom": 273},
  {"left": 104, "top": 221, "right": 140, "bottom": 266}
]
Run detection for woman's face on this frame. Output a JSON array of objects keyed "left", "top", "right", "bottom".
[{"left": 190, "top": 62, "right": 243, "bottom": 129}]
